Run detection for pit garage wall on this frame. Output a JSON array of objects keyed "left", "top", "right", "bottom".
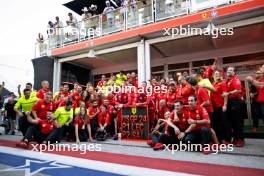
[
  {"left": 32, "top": 56, "right": 54, "bottom": 90},
  {"left": 32, "top": 57, "right": 91, "bottom": 91}
]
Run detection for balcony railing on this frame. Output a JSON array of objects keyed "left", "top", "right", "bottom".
[{"left": 35, "top": 0, "right": 246, "bottom": 57}]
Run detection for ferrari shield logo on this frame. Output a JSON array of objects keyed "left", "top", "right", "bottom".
[{"left": 131, "top": 107, "right": 137, "bottom": 115}]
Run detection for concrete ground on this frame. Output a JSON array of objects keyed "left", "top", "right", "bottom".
[{"left": 0, "top": 132, "right": 263, "bottom": 170}]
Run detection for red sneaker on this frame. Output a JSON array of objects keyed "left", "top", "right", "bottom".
[
  {"left": 153, "top": 143, "right": 165, "bottom": 151},
  {"left": 16, "top": 141, "right": 29, "bottom": 149},
  {"left": 252, "top": 127, "right": 257, "bottom": 133},
  {"left": 235, "top": 139, "right": 245, "bottom": 147},
  {"left": 147, "top": 140, "right": 155, "bottom": 147}
]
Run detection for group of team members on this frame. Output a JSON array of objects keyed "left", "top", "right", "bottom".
[
  {"left": 13, "top": 63, "right": 264, "bottom": 154},
  {"left": 147, "top": 64, "right": 264, "bottom": 154}
]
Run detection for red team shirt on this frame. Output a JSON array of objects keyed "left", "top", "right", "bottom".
[
  {"left": 176, "top": 83, "right": 194, "bottom": 105},
  {"left": 188, "top": 106, "right": 210, "bottom": 130},
  {"left": 255, "top": 78, "right": 264, "bottom": 102},
  {"left": 71, "top": 91, "right": 81, "bottom": 108},
  {"left": 38, "top": 119, "right": 54, "bottom": 134},
  {"left": 75, "top": 115, "right": 88, "bottom": 128},
  {"left": 225, "top": 76, "right": 242, "bottom": 99},
  {"left": 203, "top": 66, "right": 214, "bottom": 79},
  {"left": 98, "top": 111, "right": 111, "bottom": 126},
  {"left": 32, "top": 100, "right": 56, "bottom": 120},
  {"left": 37, "top": 89, "right": 51, "bottom": 99},
  {"left": 197, "top": 87, "right": 213, "bottom": 113},
  {"left": 156, "top": 106, "right": 169, "bottom": 119},
  {"left": 169, "top": 109, "right": 189, "bottom": 130},
  {"left": 166, "top": 91, "right": 177, "bottom": 109},
  {"left": 211, "top": 81, "right": 225, "bottom": 108},
  {"left": 88, "top": 106, "right": 99, "bottom": 119}
]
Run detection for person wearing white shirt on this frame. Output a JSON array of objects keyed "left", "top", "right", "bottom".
[
  {"left": 54, "top": 16, "right": 64, "bottom": 46},
  {"left": 103, "top": 1, "right": 115, "bottom": 28},
  {"left": 66, "top": 13, "right": 78, "bottom": 41}
]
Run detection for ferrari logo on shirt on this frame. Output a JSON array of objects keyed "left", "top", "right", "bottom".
[
  {"left": 131, "top": 107, "right": 137, "bottom": 115},
  {"left": 41, "top": 105, "right": 46, "bottom": 109},
  {"left": 202, "top": 13, "right": 208, "bottom": 19}
]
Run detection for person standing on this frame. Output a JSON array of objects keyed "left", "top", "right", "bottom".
[
  {"left": 247, "top": 70, "right": 264, "bottom": 132},
  {"left": 14, "top": 89, "right": 39, "bottom": 136},
  {"left": 37, "top": 80, "right": 51, "bottom": 99},
  {"left": 223, "top": 67, "right": 244, "bottom": 147},
  {"left": 4, "top": 93, "right": 17, "bottom": 135}
]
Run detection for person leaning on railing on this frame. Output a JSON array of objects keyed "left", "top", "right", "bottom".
[
  {"left": 103, "top": 1, "right": 116, "bottom": 28},
  {"left": 54, "top": 16, "right": 64, "bottom": 46},
  {"left": 81, "top": 7, "right": 93, "bottom": 38}
]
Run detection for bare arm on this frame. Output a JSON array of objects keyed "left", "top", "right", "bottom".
[
  {"left": 252, "top": 80, "right": 264, "bottom": 89},
  {"left": 26, "top": 112, "right": 39, "bottom": 124},
  {"left": 200, "top": 100, "right": 210, "bottom": 108},
  {"left": 75, "top": 124, "right": 80, "bottom": 143},
  {"left": 87, "top": 124, "right": 93, "bottom": 140}
]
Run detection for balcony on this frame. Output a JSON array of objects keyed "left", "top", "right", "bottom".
[{"left": 35, "top": 0, "right": 248, "bottom": 57}]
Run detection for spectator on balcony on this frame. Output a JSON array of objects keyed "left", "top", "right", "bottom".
[
  {"left": 47, "top": 21, "right": 55, "bottom": 36},
  {"left": 66, "top": 13, "right": 78, "bottom": 41},
  {"left": 103, "top": 1, "right": 115, "bottom": 28},
  {"left": 120, "top": 0, "right": 128, "bottom": 22},
  {"left": 47, "top": 21, "right": 55, "bottom": 47},
  {"left": 82, "top": 7, "right": 93, "bottom": 38},
  {"left": 128, "top": 0, "right": 138, "bottom": 25},
  {"left": 165, "top": 0, "right": 174, "bottom": 15},
  {"left": 66, "top": 13, "right": 78, "bottom": 28},
  {"left": 89, "top": 4, "right": 98, "bottom": 16},
  {"left": 54, "top": 16, "right": 64, "bottom": 46},
  {"left": 36, "top": 33, "right": 47, "bottom": 56}
]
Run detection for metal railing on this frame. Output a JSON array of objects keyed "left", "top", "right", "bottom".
[
  {"left": 155, "top": 0, "right": 189, "bottom": 21},
  {"left": 34, "top": 0, "right": 247, "bottom": 58}
]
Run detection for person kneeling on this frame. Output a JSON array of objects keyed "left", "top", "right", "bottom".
[
  {"left": 95, "top": 106, "right": 111, "bottom": 141},
  {"left": 16, "top": 111, "right": 59, "bottom": 149},
  {"left": 153, "top": 101, "right": 195, "bottom": 151},
  {"left": 184, "top": 95, "right": 212, "bottom": 155},
  {"left": 75, "top": 106, "right": 93, "bottom": 143}
]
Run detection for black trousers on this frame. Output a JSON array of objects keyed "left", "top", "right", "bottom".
[
  {"left": 90, "top": 116, "right": 99, "bottom": 137},
  {"left": 252, "top": 102, "right": 264, "bottom": 128},
  {"left": 226, "top": 99, "right": 244, "bottom": 140},
  {"left": 18, "top": 114, "right": 30, "bottom": 136},
  {"left": 211, "top": 107, "right": 229, "bottom": 142},
  {"left": 78, "top": 129, "right": 88, "bottom": 141},
  {"left": 185, "top": 127, "right": 212, "bottom": 145},
  {"left": 45, "top": 126, "right": 66, "bottom": 143},
  {"left": 24, "top": 125, "right": 49, "bottom": 144},
  {"left": 109, "top": 114, "right": 116, "bottom": 136},
  {"left": 158, "top": 127, "right": 180, "bottom": 145}
]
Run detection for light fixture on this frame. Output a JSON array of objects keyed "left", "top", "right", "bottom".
[{"left": 87, "top": 49, "right": 96, "bottom": 58}]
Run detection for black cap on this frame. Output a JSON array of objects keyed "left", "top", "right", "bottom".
[
  {"left": 65, "top": 101, "right": 72, "bottom": 106},
  {"left": 188, "top": 77, "right": 198, "bottom": 86}
]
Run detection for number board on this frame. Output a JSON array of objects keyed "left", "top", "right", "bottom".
[{"left": 121, "top": 106, "right": 149, "bottom": 140}]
